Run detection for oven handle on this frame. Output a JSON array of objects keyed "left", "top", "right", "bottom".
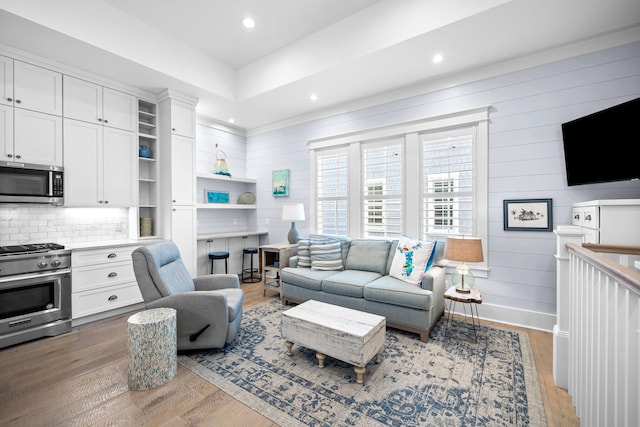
[{"left": 0, "top": 269, "right": 71, "bottom": 283}]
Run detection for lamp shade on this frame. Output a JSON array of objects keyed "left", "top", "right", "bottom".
[
  {"left": 282, "top": 203, "right": 305, "bottom": 221},
  {"left": 444, "top": 236, "right": 484, "bottom": 263}
]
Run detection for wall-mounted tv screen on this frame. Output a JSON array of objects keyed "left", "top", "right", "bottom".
[{"left": 561, "top": 97, "right": 640, "bottom": 186}]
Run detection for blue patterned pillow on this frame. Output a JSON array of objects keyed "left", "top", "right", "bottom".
[{"left": 310, "top": 239, "right": 343, "bottom": 271}]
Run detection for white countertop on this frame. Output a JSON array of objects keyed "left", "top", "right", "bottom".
[
  {"left": 66, "top": 238, "right": 162, "bottom": 251},
  {"left": 197, "top": 230, "right": 268, "bottom": 240}
]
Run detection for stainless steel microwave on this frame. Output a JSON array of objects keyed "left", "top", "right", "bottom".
[{"left": 0, "top": 162, "right": 64, "bottom": 205}]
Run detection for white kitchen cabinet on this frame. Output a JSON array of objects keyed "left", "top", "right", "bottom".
[
  {"left": 63, "top": 75, "right": 137, "bottom": 132},
  {"left": 158, "top": 91, "right": 198, "bottom": 276},
  {"left": 169, "top": 99, "right": 196, "bottom": 138},
  {"left": 0, "top": 104, "right": 63, "bottom": 165},
  {"left": 71, "top": 244, "right": 143, "bottom": 324},
  {"left": 170, "top": 135, "right": 196, "bottom": 205},
  {"left": 0, "top": 56, "right": 62, "bottom": 115},
  {"left": 64, "top": 119, "right": 137, "bottom": 207},
  {"left": 572, "top": 199, "right": 640, "bottom": 245},
  {"left": 0, "top": 55, "right": 13, "bottom": 108},
  {"left": 171, "top": 206, "right": 197, "bottom": 276}
]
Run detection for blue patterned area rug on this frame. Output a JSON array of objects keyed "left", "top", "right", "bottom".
[{"left": 179, "top": 299, "right": 547, "bottom": 426}]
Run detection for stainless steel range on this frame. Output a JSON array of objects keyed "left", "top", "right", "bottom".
[{"left": 0, "top": 243, "right": 72, "bottom": 348}]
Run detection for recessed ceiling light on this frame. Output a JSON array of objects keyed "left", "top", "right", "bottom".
[
  {"left": 228, "top": 118, "right": 235, "bottom": 124},
  {"left": 309, "top": 93, "right": 318, "bottom": 101},
  {"left": 433, "top": 53, "right": 444, "bottom": 64},
  {"left": 242, "top": 17, "right": 255, "bottom": 29}
]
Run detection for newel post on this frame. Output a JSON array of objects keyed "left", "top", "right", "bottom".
[{"left": 553, "top": 225, "right": 584, "bottom": 389}]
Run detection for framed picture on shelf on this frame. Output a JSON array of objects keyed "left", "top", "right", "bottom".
[
  {"left": 503, "top": 198, "right": 552, "bottom": 231},
  {"left": 272, "top": 169, "right": 290, "bottom": 197},
  {"left": 205, "top": 190, "right": 230, "bottom": 203}
]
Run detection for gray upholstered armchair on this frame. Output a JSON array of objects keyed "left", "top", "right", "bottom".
[{"left": 131, "top": 240, "right": 243, "bottom": 351}]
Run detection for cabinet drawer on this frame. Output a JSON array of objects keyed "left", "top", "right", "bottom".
[
  {"left": 571, "top": 208, "right": 583, "bottom": 226},
  {"left": 72, "top": 261, "right": 135, "bottom": 292},
  {"left": 581, "top": 206, "right": 599, "bottom": 230},
  {"left": 583, "top": 228, "right": 599, "bottom": 244},
  {"left": 72, "top": 245, "right": 138, "bottom": 267},
  {"left": 72, "top": 282, "right": 142, "bottom": 319}
]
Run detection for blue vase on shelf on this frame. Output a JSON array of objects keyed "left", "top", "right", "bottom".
[{"left": 139, "top": 145, "right": 152, "bottom": 158}]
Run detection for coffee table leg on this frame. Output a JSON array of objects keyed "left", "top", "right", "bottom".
[
  {"left": 375, "top": 347, "right": 383, "bottom": 364},
  {"left": 316, "top": 352, "right": 326, "bottom": 368},
  {"left": 285, "top": 340, "right": 294, "bottom": 356},
  {"left": 354, "top": 366, "right": 366, "bottom": 384}
]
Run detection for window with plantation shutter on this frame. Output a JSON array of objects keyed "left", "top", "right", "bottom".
[
  {"left": 363, "top": 139, "right": 403, "bottom": 237},
  {"left": 422, "top": 127, "right": 475, "bottom": 237},
  {"left": 310, "top": 107, "right": 488, "bottom": 265},
  {"left": 316, "top": 149, "right": 348, "bottom": 235}
]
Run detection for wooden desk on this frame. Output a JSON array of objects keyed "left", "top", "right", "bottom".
[{"left": 260, "top": 242, "right": 297, "bottom": 296}]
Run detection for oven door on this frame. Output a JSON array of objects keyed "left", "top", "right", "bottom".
[{"left": 0, "top": 270, "right": 71, "bottom": 336}]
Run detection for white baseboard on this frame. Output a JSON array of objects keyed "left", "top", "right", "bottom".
[{"left": 448, "top": 301, "right": 556, "bottom": 332}]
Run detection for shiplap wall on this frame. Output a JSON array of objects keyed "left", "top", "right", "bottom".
[{"left": 244, "top": 42, "right": 640, "bottom": 329}]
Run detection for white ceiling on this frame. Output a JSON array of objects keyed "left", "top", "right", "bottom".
[{"left": 0, "top": 0, "right": 639, "bottom": 132}]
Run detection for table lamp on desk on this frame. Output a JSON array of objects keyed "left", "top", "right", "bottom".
[
  {"left": 282, "top": 203, "right": 305, "bottom": 244},
  {"left": 444, "top": 236, "right": 484, "bottom": 293}
]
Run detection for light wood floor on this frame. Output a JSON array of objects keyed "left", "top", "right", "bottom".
[{"left": 0, "top": 282, "right": 579, "bottom": 426}]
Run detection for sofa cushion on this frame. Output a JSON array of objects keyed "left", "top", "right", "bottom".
[
  {"left": 310, "top": 234, "right": 351, "bottom": 265},
  {"left": 389, "top": 236, "right": 436, "bottom": 285},
  {"left": 321, "top": 270, "right": 381, "bottom": 298},
  {"left": 281, "top": 267, "right": 339, "bottom": 291},
  {"left": 344, "top": 239, "right": 391, "bottom": 275},
  {"left": 310, "top": 239, "right": 343, "bottom": 271},
  {"left": 364, "top": 275, "right": 433, "bottom": 310}
]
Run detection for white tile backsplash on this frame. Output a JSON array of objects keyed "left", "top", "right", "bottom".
[{"left": 0, "top": 205, "right": 130, "bottom": 245}]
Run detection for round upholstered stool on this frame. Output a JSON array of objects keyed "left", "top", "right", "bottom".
[
  {"left": 208, "top": 251, "right": 229, "bottom": 274},
  {"left": 127, "top": 308, "right": 177, "bottom": 391},
  {"left": 241, "top": 247, "right": 261, "bottom": 283}
]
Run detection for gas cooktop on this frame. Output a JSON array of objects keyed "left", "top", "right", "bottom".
[{"left": 0, "top": 243, "right": 66, "bottom": 256}]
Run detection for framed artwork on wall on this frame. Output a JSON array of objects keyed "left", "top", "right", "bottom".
[
  {"left": 503, "top": 198, "right": 553, "bottom": 231},
  {"left": 272, "top": 169, "right": 290, "bottom": 197}
]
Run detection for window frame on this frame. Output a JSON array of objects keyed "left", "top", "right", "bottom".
[{"left": 309, "top": 107, "right": 489, "bottom": 274}]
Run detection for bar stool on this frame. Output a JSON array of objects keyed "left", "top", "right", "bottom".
[
  {"left": 241, "top": 247, "right": 261, "bottom": 283},
  {"left": 208, "top": 251, "right": 229, "bottom": 274}
]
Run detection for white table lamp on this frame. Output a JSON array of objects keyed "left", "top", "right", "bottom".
[
  {"left": 444, "top": 236, "right": 484, "bottom": 293},
  {"left": 282, "top": 203, "right": 305, "bottom": 243}
]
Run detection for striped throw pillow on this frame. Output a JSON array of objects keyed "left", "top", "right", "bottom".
[
  {"left": 310, "top": 239, "right": 343, "bottom": 271},
  {"left": 297, "top": 238, "right": 311, "bottom": 268}
]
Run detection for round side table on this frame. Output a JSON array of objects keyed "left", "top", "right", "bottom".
[
  {"left": 127, "top": 307, "right": 177, "bottom": 391},
  {"left": 444, "top": 286, "right": 482, "bottom": 342}
]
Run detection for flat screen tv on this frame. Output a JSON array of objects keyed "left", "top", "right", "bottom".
[{"left": 561, "top": 97, "right": 640, "bottom": 186}]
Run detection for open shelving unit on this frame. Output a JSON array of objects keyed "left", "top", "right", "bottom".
[
  {"left": 195, "top": 172, "right": 257, "bottom": 209},
  {"left": 136, "top": 99, "right": 158, "bottom": 238}
]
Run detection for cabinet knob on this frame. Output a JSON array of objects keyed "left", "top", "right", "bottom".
[
  {"left": 104, "top": 119, "right": 109, "bottom": 123},
  {"left": 15, "top": 99, "right": 21, "bottom": 104},
  {"left": 99, "top": 200, "right": 103, "bottom": 203},
  {"left": 172, "top": 128, "right": 176, "bottom": 131},
  {"left": 104, "top": 200, "right": 109, "bottom": 204},
  {"left": 574, "top": 214, "right": 580, "bottom": 220},
  {"left": 107, "top": 253, "right": 117, "bottom": 258},
  {"left": 6, "top": 97, "right": 12, "bottom": 102},
  {"left": 108, "top": 295, "right": 118, "bottom": 301},
  {"left": 108, "top": 272, "right": 118, "bottom": 278},
  {"left": 585, "top": 214, "right": 591, "bottom": 221},
  {"left": 15, "top": 154, "right": 21, "bottom": 159},
  {"left": 97, "top": 118, "right": 103, "bottom": 122},
  {"left": 7, "top": 154, "right": 12, "bottom": 158}
]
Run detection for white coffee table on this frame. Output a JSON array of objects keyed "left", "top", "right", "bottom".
[{"left": 281, "top": 300, "right": 386, "bottom": 384}]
